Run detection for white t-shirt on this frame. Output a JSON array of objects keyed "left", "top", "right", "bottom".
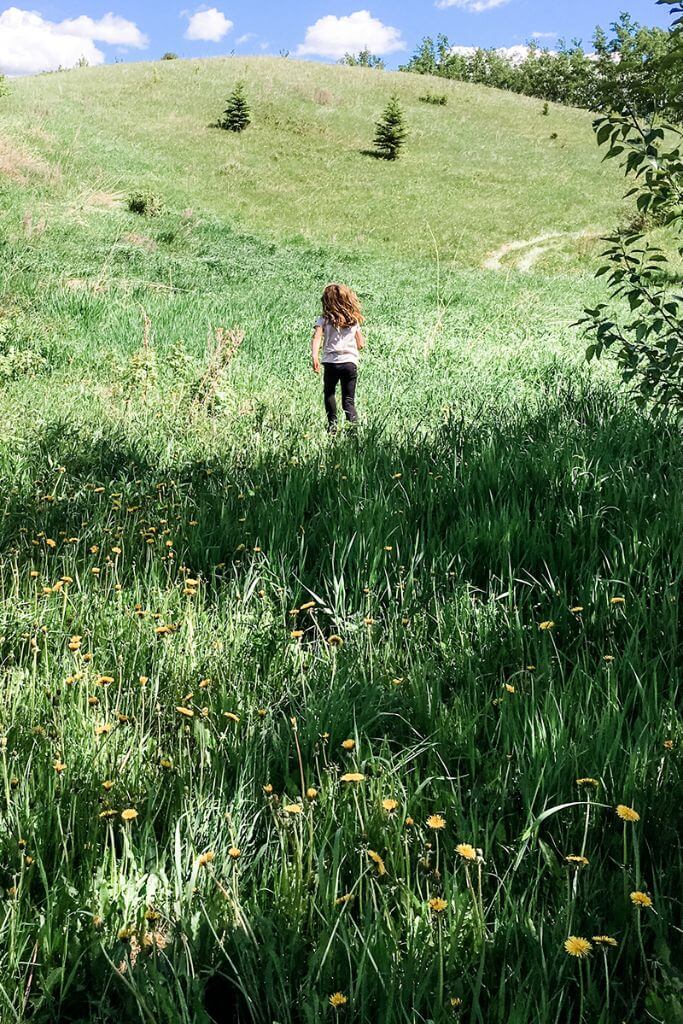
[{"left": 315, "top": 317, "right": 360, "bottom": 366}]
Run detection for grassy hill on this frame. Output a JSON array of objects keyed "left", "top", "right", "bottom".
[
  {"left": 2, "top": 56, "right": 627, "bottom": 268},
  {"left": 0, "top": 58, "right": 681, "bottom": 1024}
]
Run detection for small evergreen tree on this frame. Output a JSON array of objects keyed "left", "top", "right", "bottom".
[
  {"left": 373, "top": 96, "right": 408, "bottom": 160},
  {"left": 219, "top": 82, "right": 251, "bottom": 133}
]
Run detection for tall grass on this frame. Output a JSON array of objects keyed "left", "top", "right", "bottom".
[{"left": 0, "top": 59, "right": 681, "bottom": 1024}]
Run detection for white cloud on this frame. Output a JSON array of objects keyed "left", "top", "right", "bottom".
[
  {"left": 235, "top": 32, "right": 256, "bottom": 46},
  {"left": 449, "top": 43, "right": 558, "bottom": 64},
  {"left": 184, "top": 8, "right": 233, "bottom": 42},
  {"left": 0, "top": 7, "right": 148, "bottom": 76},
  {"left": 296, "top": 10, "right": 405, "bottom": 59},
  {"left": 532, "top": 32, "right": 558, "bottom": 40},
  {"left": 436, "top": 0, "right": 511, "bottom": 12}
]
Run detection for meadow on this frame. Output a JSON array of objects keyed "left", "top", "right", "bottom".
[{"left": 0, "top": 57, "right": 681, "bottom": 1024}]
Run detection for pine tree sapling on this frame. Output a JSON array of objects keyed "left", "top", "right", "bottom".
[
  {"left": 373, "top": 96, "right": 408, "bottom": 161},
  {"left": 219, "top": 82, "right": 251, "bottom": 133}
]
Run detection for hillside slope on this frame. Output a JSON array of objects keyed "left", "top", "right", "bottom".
[{"left": 1, "top": 56, "right": 626, "bottom": 268}]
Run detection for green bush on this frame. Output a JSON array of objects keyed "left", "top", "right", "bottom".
[
  {"left": 127, "top": 191, "right": 164, "bottom": 217},
  {"left": 419, "top": 92, "right": 448, "bottom": 106}
]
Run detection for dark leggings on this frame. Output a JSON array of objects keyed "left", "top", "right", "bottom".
[{"left": 323, "top": 362, "right": 358, "bottom": 429}]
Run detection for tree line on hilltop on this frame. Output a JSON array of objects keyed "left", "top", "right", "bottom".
[{"left": 399, "top": 13, "right": 680, "bottom": 119}]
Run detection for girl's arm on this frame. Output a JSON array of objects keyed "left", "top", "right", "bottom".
[
  {"left": 355, "top": 327, "right": 365, "bottom": 352},
  {"left": 311, "top": 326, "right": 323, "bottom": 373}
]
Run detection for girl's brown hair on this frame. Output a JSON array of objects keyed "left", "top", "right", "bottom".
[{"left": 321, "top": 284, "right": 364, "bottom": 329}]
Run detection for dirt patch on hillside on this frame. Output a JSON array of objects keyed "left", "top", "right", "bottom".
[
  {"left": 483, "top": 230, "right": 600, "bottom": 272},
  {"left": 0, "top": 135, "right": 55, "bottom": 183}
]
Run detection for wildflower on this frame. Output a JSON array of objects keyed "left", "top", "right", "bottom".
[
  {"left": 290, "top": 630, "right": 304, "bottom": 639},
  {"left": 429, "top": 897, "right": 448, "bottom": 913},
  {"left": 68, "top": 636, "right": 82, "bottom": 651},
  {"left": 405, "top": 816, "right": 414, "bottom": 826},
  {"left": 539, "top": 620, "right": 555, "bottom": 630},
  {"left": 228, "top": 847, "right": 241, "bottom": 859},
  {"left": 592, "top": 935, "right": 618, "bottom": 947},
  {"left": 341, "top": 739, "right": 355, "bottom": 751},
  {"left": 336, "top": 893, "right": 354, "bottom": 905},
  {"left": 306, "top": 788, "right": 318, "bottom": 800},
  {"left": 284, "top": 803, "right": 303, "bottom": 814},
  {"left": 328, "top": 635, "right": 343, "bottom": 646},
  {"left": 427, "top": 814, "right": 446, "bottom": 830},
  {"left": 570, "top": 606, "right": 584, "bottom": 613},
  {"left": 176, "top": 706, "right": 194, "bottom": 718},
  {"left": 198, "top": 851, "right": 215, "bottom": 866},
  {"left": 95, "top": 723, "right": 113, "bottom": 736},
  {"left": 121, "top": 809, "right": 138, "bottom": 822},
  {"left": 564, "top": 936, "right": 592, "bottom": 958},
  {"left": 456, "top": 843, "right": 477, "bottom": 861},
  {"left": 329, "top": 993, "right": 347, "bottom": 1008},
  {"left": 576, "top": 778, "right": 599, "bottom": 788},
  {"left": 664, "top": 739, "right": 673, "bottom": 750},
  {"left": 566, "top": 855, "right": 589, "bottom": 866},
  {"left": 102, "top": 780, "right": 114, "bottom": 791},
  {"left": 450, "top": 997, "right": 463, "bottom": 1009},
  {"left": 392, "top": 677, "right": 403, "bottom": 686},
  {"left": 603, "top": 655, "right": 615, "bottom": 663},
  {"left": 223, "top": 712, "right": 240, "bottom": 723},
  {"left": 53, "top": 760, "right": 66, "bottom": 773},
  {"left": 99, "top": 809, "right": 117, "bottom": 819},
  {"left": 384, "top": 546, "right": 393, "bottom": 552},
  {"left": 263, "top": 784, "right": 274, "bottom": 794},
  {"left": 382, "top": 798, "right": 398, "bottom": 812},
  {"left": 96, "top": 675, "right": 115, "bottom": 686},
  {"left": 367, "top": 850, "right": 386, "bottom": 875},
  {"left": 610, "top": 597, "right": 625, "bottom": 605},
  {"left": 616, "top": 805, "right": 640, "bottom": 822},
  {"left": 340, "top": 773, "right": 365, "bottom": 783},
  {"left": 504, "top": 684, "right": 515, "bottom": 694},
  {"left": 630, "top": 891, "right": 652, "bottom": 908},
  {"left": 300, "top": 601, "right": 316, "bottom": 611}
]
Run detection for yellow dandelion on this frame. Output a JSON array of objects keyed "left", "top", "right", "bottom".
[
  {"left": 223, "top": 712, "right": 240, "bottom": 723},
  {"left": 263, "top": 784, "right": 274, "bottom": 794},
  {"left": 121, "top": 808, "right": 138, "bottom": 822},
  {"left": 570, "top": 606, "right": 584, "bottom": 613},
  {"left": 610, "top": 597, "right": 625, "bottom": 605},
  {"left": 329, "top": 993, "right": 347, "bottom": 1008},
  {"left": 228, "top": 847, "right": 241, "bottom": 859},
  {"left": 284, "top": 803, "right": 303, "bottom": 815},
  {"left": 566, "top": 855, "right": 589, "bottom": 866},
  {"left": 341, "top": 739, "right": 355, "bottom": 751},
  {"left": 504, "top": 684, "right": 515, "bottom": 694},
  {"left": 300, "top": 601, "right": 316, "bottom": 611},
  {"left": 176, "top": 706, "right": 194, "bottom": 718},
  {"left": 335, "top": 893, "right": 354, "bottom": 905},
  {"left": 382, "top": 798, "right": 398, "bottom": 813},
  {"left": 53, "top": 760, "right": 66, "bottom": 773},
  {"left": 429, "top": 897, "right": 448, "bottom": 913},
  {"left": 290, "top": 630, "right": 304, "bottom": 639},
  {"left": 198, "top": 851, "right": 215, "bottom": 866},
  {"left": 405, "top": 816, "right": 414, "bottom": 826},
  {"left": 539, "top": 620, "right": 555, "bottom": 630},
  {"left": 427, "top": 814, "right": 446, "bottom": 830},
  {"left": 630, "top": 891, "right": 652, "bottom": 908},
  {"left": 592, "top": 935, "right": 618, "bottom": 947},
  {"left": 564, "top": 936, "right": 592, "bottom": 958},
  {"left": 450, "top": 997, "right": 463, "bottom": 1008},
  {"left": 456, "top": 843, "right": 477, "bottom": 861},
  {"left": 102, "top": 780, "right": 114, "bottom": 791},
  {"left": 664, "top": 739, "right": 673, "bottom": 750},
  {"left": 367, "top": 850, "right": 386, "bottom": 876},
  {"left": 306, "top": 788, "right": 318, "bottom": 800},
  {"left": 340, "top": 772, "right": 365, "bottom": 783},
  {"left": 328, "top": 635, "right": 343, "bottom": 646},
  {"left": 616, "top": 805, "right": 640, "bottom": 822},
  {"left": 576, "top": 778, "right": 599, "bottom": 788}
]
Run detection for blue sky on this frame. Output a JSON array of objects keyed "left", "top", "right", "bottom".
[{"left": 0, "top": 1, "right": 672, "bottom": 76}]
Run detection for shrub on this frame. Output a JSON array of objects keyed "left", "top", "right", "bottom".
[
  {"left": 127, "top": 191, "right": 164, "bottom": 217},
  {"left": 161, "top": 52, "right": 179, "bottom": 61},
  {"left": 373, "top": 96, "right": 408, "bottom": 161},
  {"left": 218, "top": 82, "right": 251, "bottom": 133},
  {"left": 419, "top": 92, "right": 448, "bottom": 106},
  {"left": 340, "top": 49, "right": 385, "bottom": 69}
]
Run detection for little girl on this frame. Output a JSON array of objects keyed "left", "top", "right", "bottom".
[{"left": 311, "top": 284, "right": 365, "bottom": 432}]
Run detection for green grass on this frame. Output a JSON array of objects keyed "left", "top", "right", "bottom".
[
  {"left": 0, "top": 57, "right": 681, "bottom": 1024},
  {"left": 1, "top": 56, "right": 629, "bottom": 268}
]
